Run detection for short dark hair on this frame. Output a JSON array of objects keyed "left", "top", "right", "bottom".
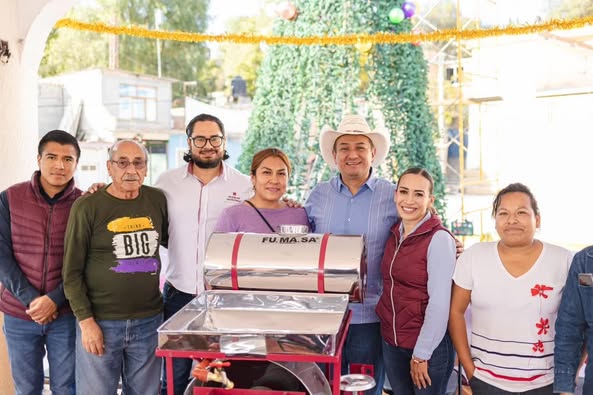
[
  {"left": 185, "top": 113, "right": 225, "bottom": 137},
  {"left": 398, "top": 167, "right": 434, "bottom": 194},
  {"left": 492, "top": 182, "right": 540, "bottom": 218},
  {"left": 38, "top": 130, "right": 80, "bottom": 160},
  {"left": 183, "top": 113, "right": 230, "bottom": 163}
]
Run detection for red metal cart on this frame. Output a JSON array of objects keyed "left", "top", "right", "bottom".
[{"left": 156, "top": 311, "right": 351, "bottom": 395}]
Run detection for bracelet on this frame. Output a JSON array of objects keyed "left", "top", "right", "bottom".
[{"left": 412, "top": 357, "right": 426, "bottom": 364}]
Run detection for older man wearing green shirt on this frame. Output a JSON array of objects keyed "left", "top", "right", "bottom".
[{"left": 63, "top": 140, "right": 168, "bottom": 395}]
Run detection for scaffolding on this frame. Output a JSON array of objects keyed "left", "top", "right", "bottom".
[
  {"left": 416, "top": 0, "right": 593, "bottom": 244},
  {"left": 414, "top": 0, "right": 501, "bottom": 241}
]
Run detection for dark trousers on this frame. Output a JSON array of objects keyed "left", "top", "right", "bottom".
[
  {"left": 160, "top": 282, "right": 196, "bottom": 395},
  {"left": 382, "top": 332, "right": 454, "bottom": 395},
  {"left": 470, "top": 376, "right": 553, "bottom": 395}
]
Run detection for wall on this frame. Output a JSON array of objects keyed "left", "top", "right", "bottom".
[
  {"left": 44, "top": 69, "right": 116, "bottom": 141},
  {"left": 0, "top": 0, "right": 40, "bottom": 190},
  {"left": 102, "top": 69, "right": 173, "bottom": 133},
  {"left": 76, "top": 141, "right": 111, "bottom": 190},
  {"left": 459, "top": 34, "right": 593, "bottom": 248},
  {"left": 38, "top": 82, "right": 66, "bottom": 136},
  {"left": 467, "top": 89, "right": 593, "bottom": 249}
]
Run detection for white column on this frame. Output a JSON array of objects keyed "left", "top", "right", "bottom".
[
  {"left": 0, "top": 0, "right": 77, "bottom": 191},
  {"left": 0, "top": 1, "right": 76, "bottom": 392},
  {"left": 0, "top": 1, "right": 29, "bottom": 389},
  {"left": 0, "top": 0, "right": 37, "bottom": 191}
]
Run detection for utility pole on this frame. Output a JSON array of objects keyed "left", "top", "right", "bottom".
[
  {"left": 155, "top": 9, "right": 162, "bottom": 78},
  {"left": 108, "top": 13, "right": 119, "bottom": 69}
]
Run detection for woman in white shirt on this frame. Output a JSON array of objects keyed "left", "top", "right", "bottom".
[{"left": 449, "top": 183, "right": 573, "bottom": 394}]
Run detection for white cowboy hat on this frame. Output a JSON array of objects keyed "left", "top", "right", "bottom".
[{"left": 319, "top": 114, "right": 390, "bottom": 169}]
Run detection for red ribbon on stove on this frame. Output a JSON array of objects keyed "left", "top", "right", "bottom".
[{"left": 230, "top": 233, "right": 244, "bottom": 290}]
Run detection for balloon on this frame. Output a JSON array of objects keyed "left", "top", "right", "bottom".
[
  {"left": 355, "top": 42, "right": 373, "bottom": 53},
  {"left": 402, "top": 1, "right": 416, "bottom": 19},
  {"left": 389, "top": 8, "right": 405, "bottom": 24},
  {"left": 276, "top": 1, "right": 297, "bottom": 20}
]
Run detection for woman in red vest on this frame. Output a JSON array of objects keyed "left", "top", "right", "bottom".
[{"left": 376, "top": 167, "right": 457, "bottom": 394}]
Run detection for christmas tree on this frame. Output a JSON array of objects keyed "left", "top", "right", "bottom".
[{"left": 237, "top": 0, "right": 445, "bottom": 215}]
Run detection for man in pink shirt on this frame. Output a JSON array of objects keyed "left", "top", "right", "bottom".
[{"left": 155, "top": 114, "right": 252, "bottom": 395}]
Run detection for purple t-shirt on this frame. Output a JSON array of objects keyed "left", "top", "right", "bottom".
[{"left": 214, "top": 203, "right": 309, "bottom": 233}]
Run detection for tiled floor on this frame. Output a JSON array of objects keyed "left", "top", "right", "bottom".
[
  {"left": 42, "top": 381, "right": 122, "bottom": 394},
  {"left": 42, "top": 374, "right": 586, "bottom": 394},
  {"left": 42, "top": 385, "right": 122, "bottom": 394}
]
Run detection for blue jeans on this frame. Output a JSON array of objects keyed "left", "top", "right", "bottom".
[
  {"left": 75, "top": 313, "right": 162, "bottom": 395},
  {"left": 382, "top": 332, "right": 454, "bottom": 395},
  {"left": 3, "top": 313, "right": 76, "bottom": 395},
  {"left": 342, "top": 322, "right": 385, "bottom": 395},
  {"left": 160, "top": 282, "right": 195, "bottom": 395},
  {"left": 469, "top": 376, "right": 553, "bottom": 394}
]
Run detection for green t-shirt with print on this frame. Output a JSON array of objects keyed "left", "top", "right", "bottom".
[{"left": 63, "top": 185, "right": 168, "bottom": 321}]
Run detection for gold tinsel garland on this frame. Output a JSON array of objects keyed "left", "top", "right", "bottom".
[{"left": 55, "top": 14, "right": 593, "bottom": 46}]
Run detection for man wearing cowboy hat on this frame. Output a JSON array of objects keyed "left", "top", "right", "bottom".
[{"left": 305, "top": 113, "right": 398, "bottom": 394}]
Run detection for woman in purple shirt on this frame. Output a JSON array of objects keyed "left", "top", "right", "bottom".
[{"left": 214, "top": 148, "right": 309, "bottom": 233}]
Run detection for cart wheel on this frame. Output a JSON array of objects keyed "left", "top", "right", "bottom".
[
  {"left": 182, "top": 361, "right": 330, "bottom": 394},
  {"left": 183, "top": 377, "right": 200, "bottom": 395}
]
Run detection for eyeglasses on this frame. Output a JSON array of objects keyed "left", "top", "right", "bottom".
[
  {"left": 189, "top": 135, "right": 224, "bottom": 148},
  {"left": 110, "top": 159, "right": 146, "bottom": 170}
]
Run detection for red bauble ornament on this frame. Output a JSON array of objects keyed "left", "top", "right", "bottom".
[
  {"left": 411, "top": 29, "right": 422, "bottom": 46},
  {"left": 276, "top": 1, "right": 298, "bottom": 21}
]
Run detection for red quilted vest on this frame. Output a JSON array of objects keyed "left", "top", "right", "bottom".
[
  {"left": 0, "top": 172, "right": 81, "bottom": 320},
  {"left": 376, "top": 214, "right": 451, "bottom": 349}
]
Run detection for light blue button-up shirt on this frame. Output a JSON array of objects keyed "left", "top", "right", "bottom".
[{"left": 305, "top": 173, "right": 398, "bottom": 324}]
